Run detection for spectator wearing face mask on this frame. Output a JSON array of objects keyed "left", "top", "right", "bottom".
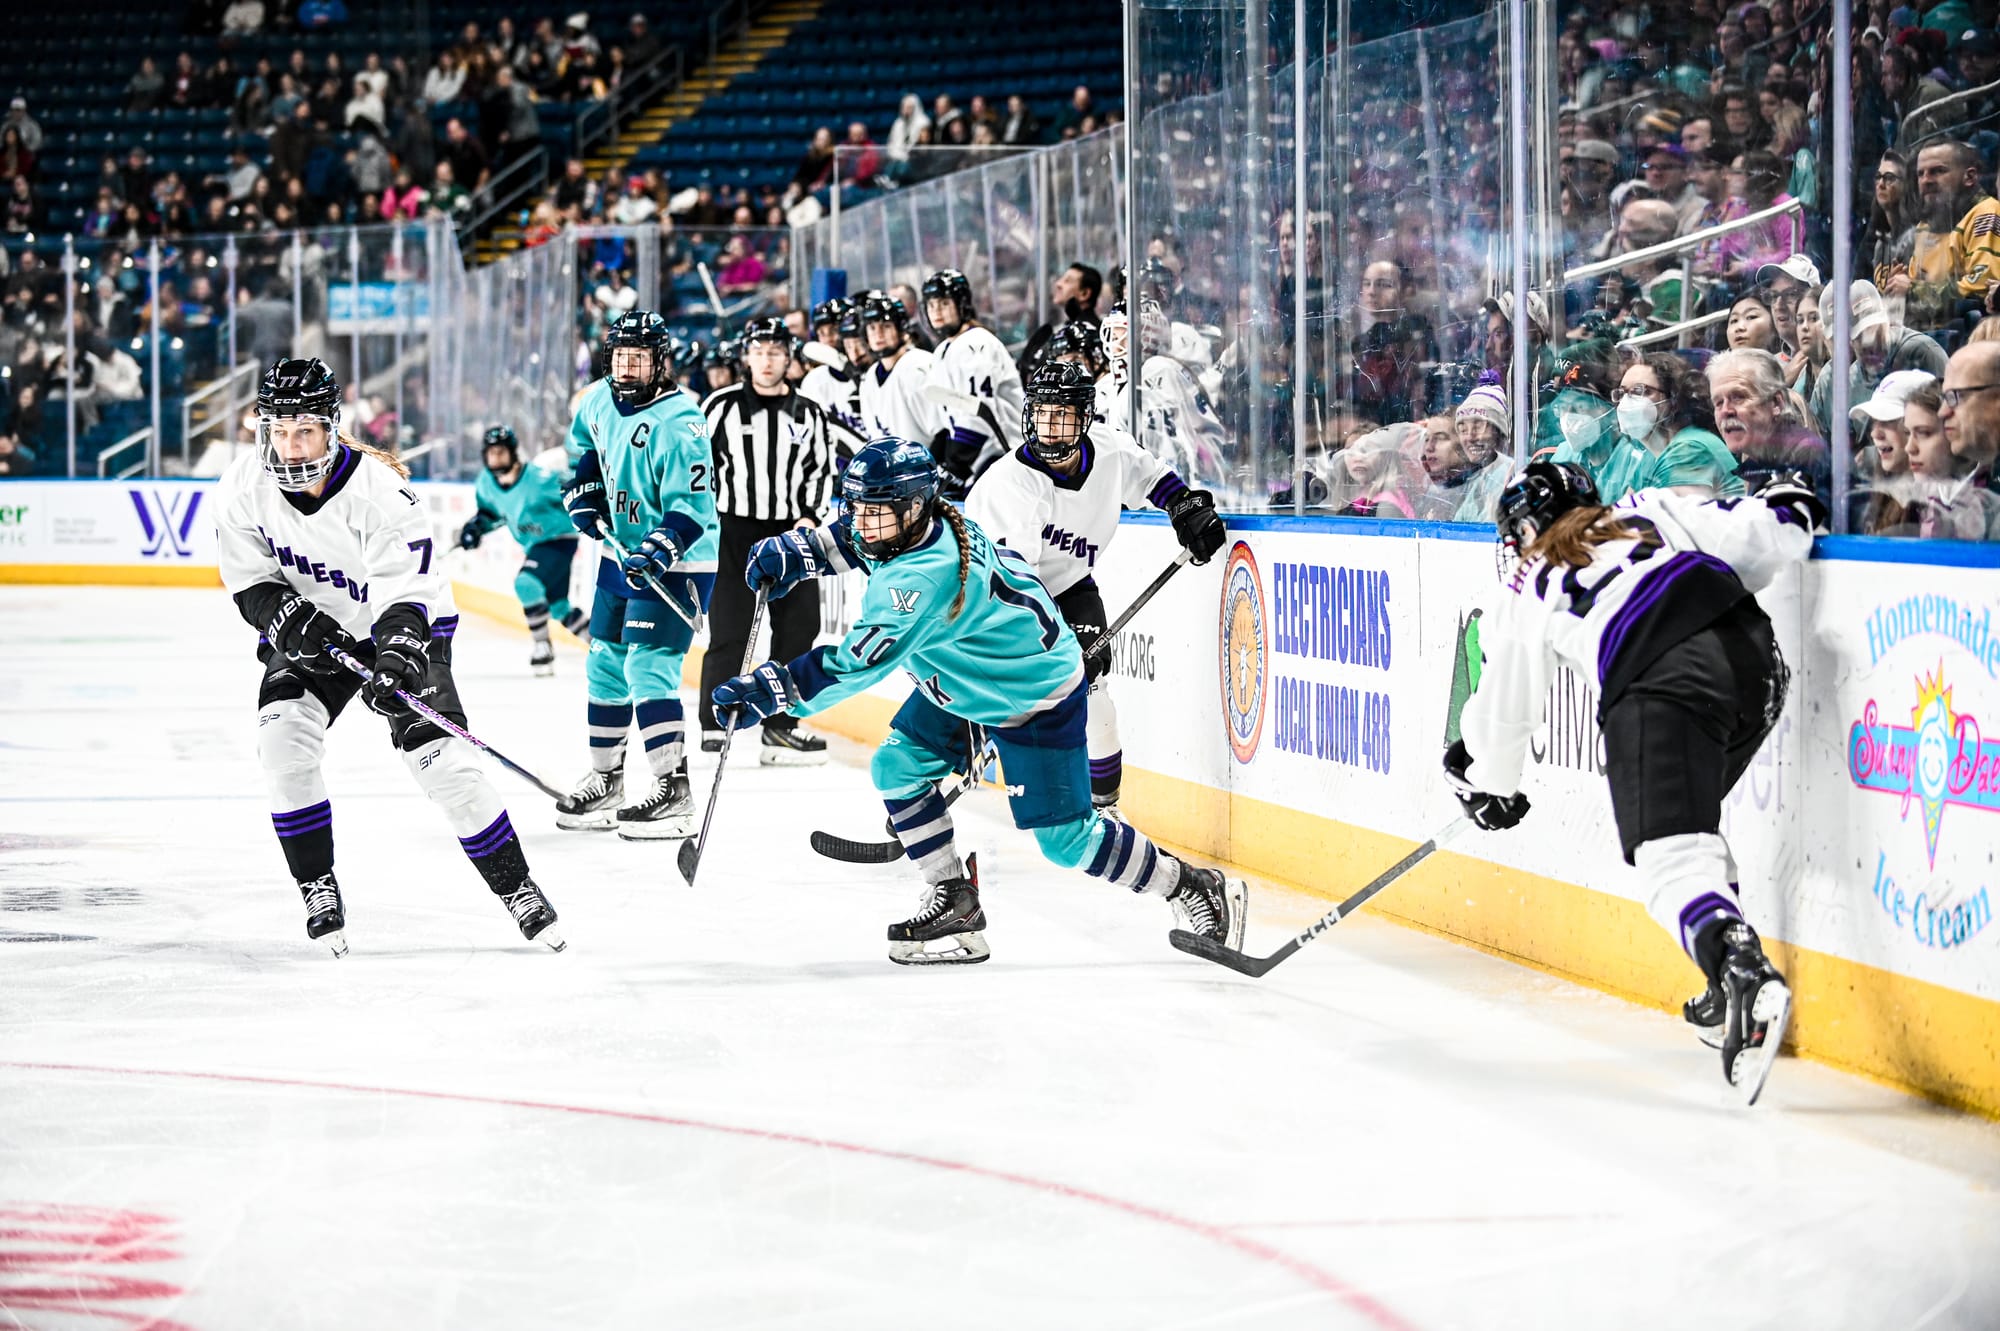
[
  {"left": 1557, "top": 351, "right": 1741, "bottom": 503},
  {"left": 1808, "top": 281, "right": 1947, "bottom": 436}
]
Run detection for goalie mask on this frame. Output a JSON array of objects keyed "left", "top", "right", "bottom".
[
  {"left": 257, "top": 356, "right": 342, "bottom": 492},
  {"left": 1023, "top": 360, "right": 1097, "bottom": 467},
  {"left": 1101, "top": 304, "right": 1130, "bottom": 368}
]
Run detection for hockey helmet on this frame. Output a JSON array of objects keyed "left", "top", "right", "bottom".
[
  {"left": 741, "top": 315, "right": 798, "bottom": 354},
  {"left": 481, "top": 425, "right": 521, "bottom": 473},
  {"left": 1023, "top": 360, "right": 1097, "bottom": 466},
  {"left": 257, "top": 356, "right": 342, "bottom": 492},
  {"left": 1495, "top": 460, "right": 1600, "bottom": 579},
  {"left": 1100, "top": 303, "right": 1129, "bottom": 365},
  {"left": 858, "top": 290, "right": 911, "bottom": 346},
  {"left": 811, "top": 296, "right": 854, "bottom": 333},
  {"left": 921, "top": 267, "right": 976, "bottom": 331},
  {"left": 1135, "top": 258, "right": 1176, "bottom": 306},
  {"left": 1048, "top": 321, "right": 1107, "bottom": 377},
  {"left": 841, "top": 437, "right": 940, "bottom": 561},
  {"left": 604, "top": 309, "right": 674, "bottom": 403}
]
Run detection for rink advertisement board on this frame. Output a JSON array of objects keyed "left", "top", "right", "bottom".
[{"left": 0, "top": 480, "right": 219, "bottom": 574}]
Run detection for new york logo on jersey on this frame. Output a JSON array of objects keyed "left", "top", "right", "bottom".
[
  {"left": 128, "top": 489, "right": 205, "bottom": 559},
  {"left": 889, "top": 588, "right": 923, "bottom": 614}
]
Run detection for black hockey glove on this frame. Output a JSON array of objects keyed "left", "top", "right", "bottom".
[
  {"left": 267, "top": 593, "right": 357, "bottom": 676},
  {"left": 362, "top": 606, "right": 431, "bottom": 717},
  {"left": 458, "top": 516, "right": 490, "bottom": 550},
  {"left": 1442, "top": 738, "right": 1530, "bottom": 832},
  {"left": 1166, "top": 488, "right": 1227, "bottom": 564},
  {"left": 1753, "top": 472, "right": 1829, "bottom": 535},
  {"left": 1071, "top": 618, "right": 1111, "bottom": 683}
]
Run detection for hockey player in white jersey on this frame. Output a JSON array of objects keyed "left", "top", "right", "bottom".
[
  {"left": 216, "top": 358, "right": 562, "bottom": 956},
  {"left": 922, "top": 267, "right": 1025, "bottom": 483},
  {"left": 1444, "top": 461, "right": 1821, "bottom": 1104},
  {"left": 1097, "top": 302, "right": 1228, "bottom": 491},
  {"left": 856, "top": 290, "right": 948, "bottom": 479},
  {"left": 797, "top": 296, "right": 868, "bottom": 460},
  {"left": 966, "top": 360, "right": 1226, "bottom": 810}
]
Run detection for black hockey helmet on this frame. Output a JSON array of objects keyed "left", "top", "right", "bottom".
[
  {"left": 1048, "top": 321, "right": 1107, "bottom": 376},
  {"left": 604, "top": 309, "right": 674, "bottom": 403},
  {"left": 810, "top": 296, "right": 853, "bottom": 333},
  {"left": 1495, "top": 460, "right": 1600, "bottom": 578},
  {"left": 1109, "top": 264, "right": 1127, "bottom": 306},
  {"left": 858, "top": 289, "right": 911, "bottom": 341},
  {"left": 707, "top": 337, "right": 743, "bottom": 370},
  {"left": 840, "top": 436, "right": 940, "bottom": 561},
  {"left": 741, "top": 315, "right": 798, "bottom": 354},
  {"left": 1023, "top": 360, "right": 1097, "bottom": 466},
  {"left": 257, "top": 356, "right": 342, "bottom": 492},
  {"left": 1136, "top": 258, "right": 1176, "bottom": 305},
  {"left": 921, "top": 267, "right": 976, "bottom": 328},
  {"left": 481, "top": 425, "right": 521, "bottom": 471}
]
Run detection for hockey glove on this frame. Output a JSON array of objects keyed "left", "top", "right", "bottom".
[
  {"left": 362, "top": 607, "right": 431, "bottom": 717},
  {"left": 712, "top": 660, "right": 799, "bottom": 729},
  {"left": 1071, "top": 618, "right": 1111, "bottom": 683},
  {"left": 1442, "top": 738, "right": 1530, "bottom": 831},
  {"left": 1166, "top": 488, "right": 1227, "bottom": 564},
  {"left": 563, "top": 454, "right": 610, "bottom": 538},
  {"left": 745, "top": 527, "right": 832, "bottom": 598},
  {"left": 1753, "top": 472, "right": 1829, "bottom": 535},
  {"left": 458, "top": 516, "right": 490, "bottom": 550},
  {"left": 621, "top": 527, "right": 685, "bottom": 592},
  {"left": 267, "top": 593, "right": 357, "bottom": 676}
]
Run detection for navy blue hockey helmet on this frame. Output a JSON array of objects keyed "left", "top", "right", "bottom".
[
  {"left": 1495, "top": 460, "right": 1600, "bottom": 577},
  {"left": 922, "top": 268, "right": 976, "bottom": 329},
  {"left": 841, "top": 437, "right": 940, "bottom": 560},
  {"left": 810, "top": 296, "right": 854, "bottom": 332},
  {"left": 604, "top": 309, "right": 674, "bottom": 403},
  {"left": 481, "top": 425, "right": 521, "bottom": 470},
  {"left": 1047, "top": 320, "right": 1106, "bottom": 376}
]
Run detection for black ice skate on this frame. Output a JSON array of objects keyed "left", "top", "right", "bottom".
[
  {"left": 616, "top": 766, "right": 694, "bottom": 840},
  {"left": 888, "top": 853, "right": 990, "bottom": 965},
  {"left": 1717, "top": 922, "right": 1791, "bottom": 1105},
  {"left": 530, "top": 638, "right": 556, "bottom": 677},
  {"left": 498, "top": 876, "right": 565, "bottom": 952},
  {"left": 298, "top": 872, "right": 347, "bottom": 958},
  {"left": 759, "top": 724, "right": 828, "bottom": 767},
  {"left": 1684, "top": 982, "right": 1725, "bottom": 1049},
  {"left": 1170, "top": 864, "right": 1248, "bottom": 952},
  {"left": 556, "top": 767, "right": 624, "bottom": 831}
]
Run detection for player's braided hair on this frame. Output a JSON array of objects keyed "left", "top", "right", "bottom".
[
  {"left": 338, "top": 429, "right": 411, "bottom": 479},
  {"left": 935, "top": 499, "right": 973, "bottom": 621}
]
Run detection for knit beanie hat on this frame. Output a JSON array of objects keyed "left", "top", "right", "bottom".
[{"left": 1457, "top": 383, "right": 1511, "bottom": 439}]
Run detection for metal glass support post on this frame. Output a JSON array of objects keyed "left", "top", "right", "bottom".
[
  {"left": 390, "top": 226, "right": 404, "bottom": 434},
  {"left": 979, "top": 165, "right": 1000, "bottom": 317},
  {"left": 1415, "top": 29, "right": 1449, "bottom": 336},
  {"left": 223, "top": 235, "right": 239, "bottom": 378},
  {"left": 1245, "top": 0, "right": 1271, "bottom": 502},
  {"left": 831, "top": 163, "right": 843, "bottom": 267},
  {"left": 1121, "top": 0, "right": 1141, "bottom": 440},
  {"left": 347, "top": 228, "right": 363, "bottom": 391},
  {"left": 290, "top": 230, "right": 304, "bottom": 355},
  {"left": 1330, "top": 0, "right": 1349, "bottom": 421},
  {"left": 944, "top": 181, "right": 960, "bottom": 272},
  {"left": 148, "top": 238, "right": 163, "bottom": 476},
  {"left": 1507, "top": 0, "right": 1532, "bottom": 455},
  {"left": 1831, "top": 0, "right": 1854, "bottom": 532},
  {"left": 1033, "top": 150, "right": 1050, "bottom": 331},
  {"left": 62, "top": 235, "right": 77, "bottom": 477},
  {"left": 1293, "top": 0, "right": 1309, "bottom": 513}
]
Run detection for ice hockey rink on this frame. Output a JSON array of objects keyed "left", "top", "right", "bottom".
[{"left": 3, "top": 585, "right": 1998, "bottom": 1331}]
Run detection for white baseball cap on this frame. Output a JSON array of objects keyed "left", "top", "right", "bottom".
[
  {"left": 1855, "top": 368, "right": 1937, "bottom": 422},
  {"left": 1756, "top": 254, "right": 1822, "bottom": 288}
]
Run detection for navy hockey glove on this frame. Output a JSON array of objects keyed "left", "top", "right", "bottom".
[
  {"left": 621, "top": 527, "right": 685, "bottom": 592},
  {"left": 745, "top": 527, "right": 831, "bottom": 598},
  {"left": 563, "top": 456, "right": 610, "bottom": 538},
  {"left": 267, "top": 593, "right": 356, "bottom": 676},
  {"left": 1753, "top": 472, "right": 1829, "bottom": 535},
  {"left": 458, "top": 516, "right": 490, "bottom": 550},
  {"left": 362, "top": 608, "right": 431, "bottom": 716},
  {"left": 1167, "top": 488, "right": 1227, "bottom": 564},
  {"left": 1442, "top": 738, "right": 1530, "bottom": 831},
  {"left": 712, "top": 660, "right": 799, "bottom": 729}
]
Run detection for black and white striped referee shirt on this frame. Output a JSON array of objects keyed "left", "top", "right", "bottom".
[{"left": 701, "top": 383, "right": 837, "bottom": 522}]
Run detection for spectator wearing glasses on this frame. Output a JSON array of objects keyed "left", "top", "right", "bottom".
[
  {"left": 1866, "top": 151, "right": 1916, "bottom": 306},
  {"left": 1556, "top": 352, "right": 1740, "bottom": 502}
]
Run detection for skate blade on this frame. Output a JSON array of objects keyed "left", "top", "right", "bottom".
[
  {"left": 318, "top": 929, "right": 348, "bottom": 959},
  {"left": 888, "top": 930, "right": 991, "bottom": 965},
  {"left": 1694, "top": 1023, "right": 1725, "bottom": 1051},
  {"left": 555, "top": 810, "right": 617, "bottom": 831},
  {"left": 759, "top": 747, "right": 829, "bottom": 767},
  {"left": 530, "top": 924, "right": 568, "bottom": 952},
  {"left": 616, "top": 815, "right": 696, "bottom": 841},
  {"left": 532, "top": 663, "right": 556, "bottom": 677},
  {"left": 1222, "top": 876, "right": 1249, "bottom": 952},
  {"left": 1730, "top": 980, "right": 1792, "bottom": 1107}
]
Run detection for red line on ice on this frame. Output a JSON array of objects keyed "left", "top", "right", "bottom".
[{"left": 5, "top": 1059, "right": 1419, "bottom": 1331}]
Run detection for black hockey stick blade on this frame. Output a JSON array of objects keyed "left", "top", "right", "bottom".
[
  {"left": 1168, "top": 928, "right": 1292, "bottom": 977},
  {"left": 809, "top": 830, "right": 907, "bottom": 864}
]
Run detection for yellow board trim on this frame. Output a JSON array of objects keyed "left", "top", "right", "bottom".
[{"left": 0, "top": 564, "right": 221, "bottom": 587}]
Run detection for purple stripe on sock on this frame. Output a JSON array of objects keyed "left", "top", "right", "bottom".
[
  {"left": 459, "top": 812, "right": 517, "bottom": 858},
  {"left": 274, "top": 814, "right": 332, "bottom": 836},
  {"left": 1677, "top": 891, "right": 1741, "bottom": 955},
  {"left": 272, "top": 801, "right": 331, "bottom": 831},
  {"left": 1087, "top": 756, "right": 1122, "bottom": 776}
]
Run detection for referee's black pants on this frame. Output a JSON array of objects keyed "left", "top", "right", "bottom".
[{"left": 700, "top": 513, "right": 823, "bottom": 733}]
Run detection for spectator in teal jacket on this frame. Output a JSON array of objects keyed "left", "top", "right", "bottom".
[{"left": 1555, "top": 352, "right": 1744, "bottom": 502}]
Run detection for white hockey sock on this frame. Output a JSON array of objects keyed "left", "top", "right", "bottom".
[
  {"left": 1086, "top": 677, "right": 1122, "bottom": 802},
  {"left": 1635, "top": 833, "right": 1744, "bottom": 962}
]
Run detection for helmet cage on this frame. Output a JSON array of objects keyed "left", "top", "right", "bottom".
[{"left": 258, "top": 411, "right": 340, "bottom": 492}]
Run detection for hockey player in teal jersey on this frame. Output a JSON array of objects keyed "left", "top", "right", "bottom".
[
  {"left": 458, "top": 426, "right": 591, "bottom": 677},
  {"left": 556, "top": 310, "right": 722, "bottom": 840},
  {"left": 713, "top": 437, "right": 1247, "bottom": 964}
]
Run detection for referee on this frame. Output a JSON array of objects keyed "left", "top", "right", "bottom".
[{"left": 699, "top": 316, "right": 837, "bottom": 764}]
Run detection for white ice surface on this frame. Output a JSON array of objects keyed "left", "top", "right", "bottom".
[{"left": 2, "top": 586, "right": 1998, "bottom": 1331}]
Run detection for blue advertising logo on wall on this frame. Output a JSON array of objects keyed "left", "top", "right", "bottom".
[
  {"left": 128, "top": 489, "right": 204, "bottom": 559},
  {"left": 1219, "top": 541, "right": 1267, "bottom": 765}
]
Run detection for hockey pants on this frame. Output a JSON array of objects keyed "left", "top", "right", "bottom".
[
  {"left": 872, "top": 688, "right": 1179, "bottom": 898},
  {"left": 585, "top": 564, "right": 715, "bottom": 778},
  {"left": 515, "top": 537, "right": 586, "bottom": 641}
]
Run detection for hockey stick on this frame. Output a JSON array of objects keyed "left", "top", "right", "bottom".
[
  {"left": 677, "top": 588, "right": 768, "bottom": 886},
  {"left": 327, "top": 646, "right": 567, "bottom": 802},
  {"left": 1168, "top": 817, "right": 1471, "bottom": 976},
  {"left": 597, "top": 530, "right": 703, "bottom": 632},
  {"left": 808, "top": 550, "right": 1193, "bottom": 864}
]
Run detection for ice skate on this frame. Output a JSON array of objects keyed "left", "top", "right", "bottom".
[
  {"left": 888, "top": 853, "right": 990, "bottom": 965},
  {"left": 616, "top": 766, "right": 695, "bottom": 840},
  {"left": 1717, "top": 923, "right": 1790, "bottom": 1105},
  {"left": 1684, "top": 982, "right": 1725, "bottom": 1049},
  {"left": 556, "top": 767, "right": 623, "bottom": 831},
  {"left": 1169, "top": 863, "right": 1247, "bottom": 952},
  {"left": 530, "top": 638, "right": 556, "bottom": 677},
  {"left": 497, "top": 876, "right": 565, "bottom": 951},
  {"left": 298, "top": 872, "right": 347, "bottom": 958},
  {"left": 759, "top": 724, "right": 828, "bottom": 767}
]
